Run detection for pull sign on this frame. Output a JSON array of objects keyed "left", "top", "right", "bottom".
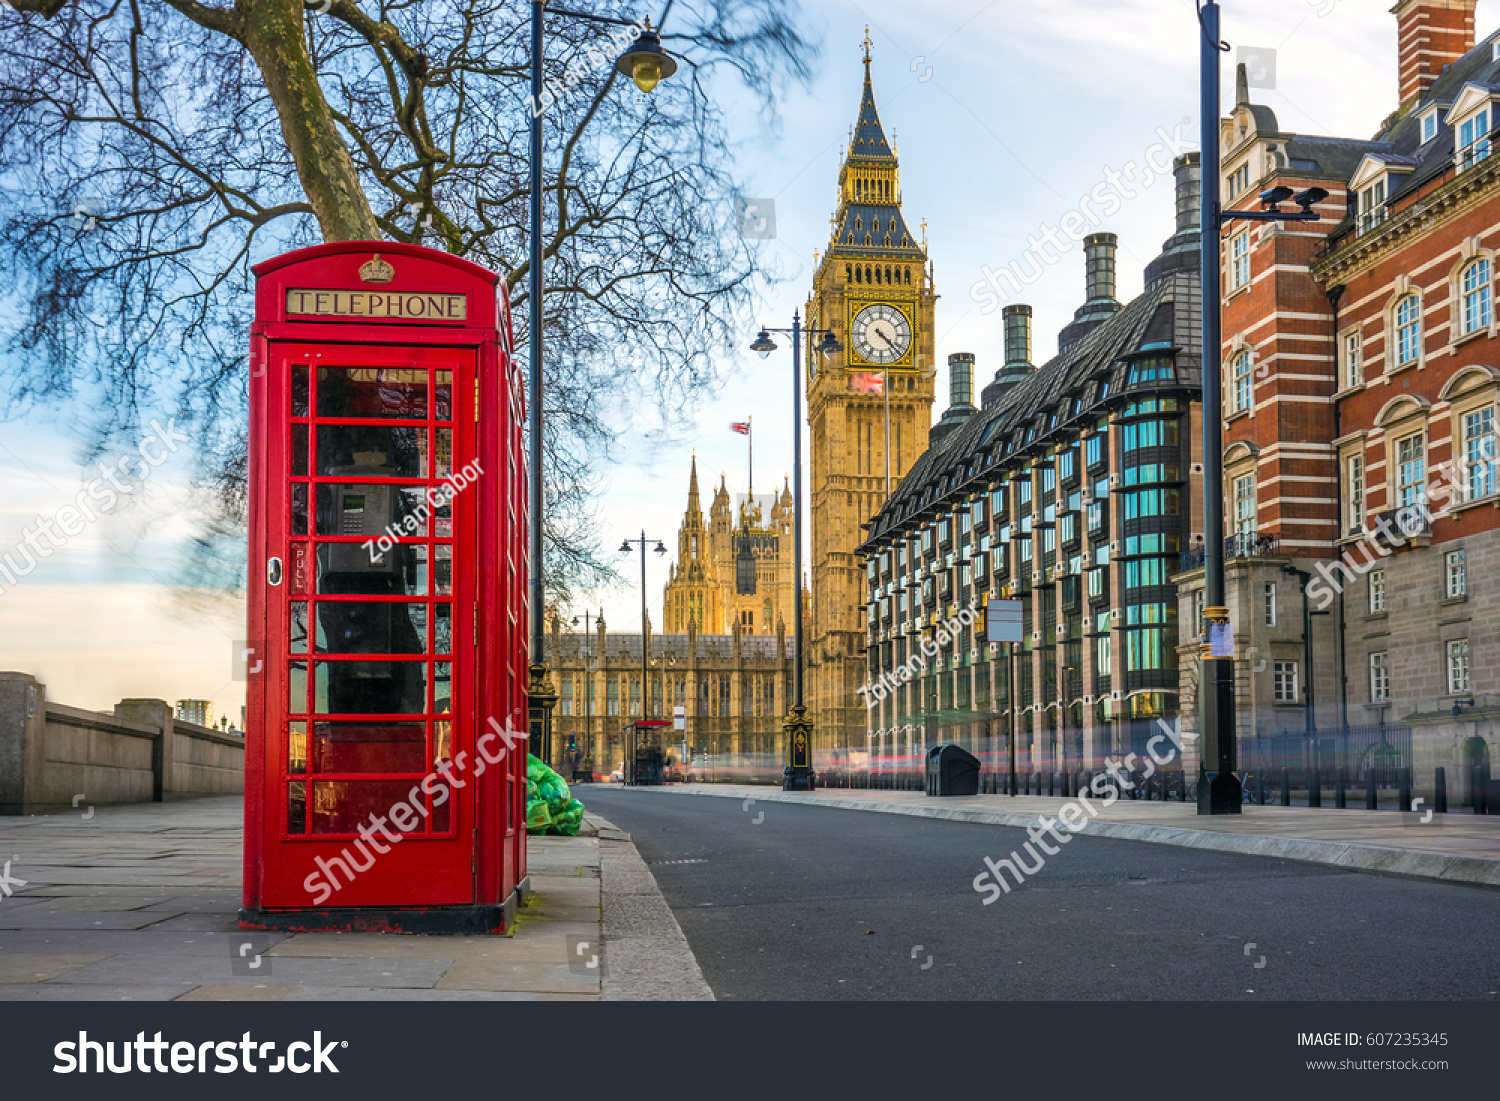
[{"left": 267, "top": 557, "right": 284, "bottom": 586}]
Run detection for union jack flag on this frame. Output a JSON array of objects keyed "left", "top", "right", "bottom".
[
  {"left": 849, "top": 372, "right": 885, "bottom": 395},
  {"left": 730, "top": 421, "right": 751, "bottom": 435}
]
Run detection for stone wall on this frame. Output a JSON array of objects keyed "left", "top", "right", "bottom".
[{"left": 0, "top": 673, "right": 244, "bottom": 815}]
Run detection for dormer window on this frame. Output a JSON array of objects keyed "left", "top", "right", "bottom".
[
  {"left": 1420, "top": 107, "right": 1441, "bottom": 144},
  {"left": 1358, "top": 178, "right": 1387, "bottom": 234},
  {"left": 1459, "top": 105, "right": 1492, "bottom": 169}
]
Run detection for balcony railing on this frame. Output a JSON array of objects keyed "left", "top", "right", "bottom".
[{"left": 1178, "top": 532, "right": 1281, "bottom": 571}]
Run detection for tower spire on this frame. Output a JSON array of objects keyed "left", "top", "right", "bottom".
[
  {"left": 687, "top": 452, "right": 701, "bottom": 516},
  {"left": 862, "top": 24, "right": 872, "bottom": 68}
]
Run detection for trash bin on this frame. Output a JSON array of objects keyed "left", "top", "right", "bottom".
[{"left": 926, "top": 743, "right": 980, "bottom": 797}]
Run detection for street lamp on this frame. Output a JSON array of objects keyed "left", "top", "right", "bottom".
[
  {"left": 619, "top": 532, "right": 668, "bottom": 784},
  {"left": 1196, "top": 0, "right": 1326, "bottom": 814},
  {"left": 748, "top": 314, "right": 842, "bottom": 791},
  {"left": 526, "top": 2, "right": 677, "bottom": 774}
]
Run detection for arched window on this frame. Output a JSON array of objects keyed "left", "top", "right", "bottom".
[
  {"left": 1395, "top": 294, "right": 1422, "bottom": 364},
  {"left": 845, "top": 264, "right": 852, "bottom": 283},
  {"left": 854, "top": 215, "right": 862, "bottom": 231},
  {"left": 865, "top": 265, "right": 872, "bottom": 282},
  {"left": 1461, "top": 258, "right": 1492, "bottom": 335},
  {"left": 885, "top": 266, "right": 892, "bottom": 283},
  {"left": 1232, "top": 352, "right": 1252, "bottom": 413},
  {"left": 854, "top": 265, "right": 862, "bottom": 283}
]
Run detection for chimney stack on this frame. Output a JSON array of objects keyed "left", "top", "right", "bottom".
[
  {"left": 1144, "top": 152, "right": 1202, "bottom": 287},
  {"left": 1394, "top": 0, "right": 1476, "bottom": 107},
  {"left": 1083, "top": 232, "right": 1117, "bottom": 306},
  {"left": 930, "top": 352, "right": 978, "bottom": 446},
  {"left": 981, "top": 306, "right": 1035, "bottom": 409},
  {"left": 1058, "top": 234, "right": 1122, "bottom": 355}
]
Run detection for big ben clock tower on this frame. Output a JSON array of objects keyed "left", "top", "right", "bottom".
[{"left": 806, "top": 33, "right": 936, "bottom": 756}]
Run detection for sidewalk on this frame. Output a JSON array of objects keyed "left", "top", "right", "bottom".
[
  {"left": 625, "top": 783, "right": 1500, "bottom": 889},
  {"left": 0, "top": 797, "right": 709, "bottom": 1001}
]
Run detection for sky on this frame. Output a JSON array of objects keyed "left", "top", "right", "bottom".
[{"left": 0, "top": 0, "right": 1485, "bottom": 717}]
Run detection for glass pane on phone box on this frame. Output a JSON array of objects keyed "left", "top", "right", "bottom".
[
  {"left": 287, "top": 781, "right": 306, "bottom": 833},
  {"left": 290, "top": 604, "right": 309, "bottom": 655},
  {"left": 291, "top": 364, "right": 309, "bottom": 418},
  {"left": 431, "top": 784, "right": 453, "bottom": 833},
  {"left": 434, "top": 544, "right": 452, "bottom": 595},
  {"left": 292, "top": 423, "right": 309, "bottom": 476},
  {"left": 434, "top": 719, "right": 452, "bottom": 760},
  {"left": 289, "top": 661, "right": 307, "bottom": 714},
  {"left": 315, "top": 601, "right": 426, "bottom": 655},
  {"left": 291, "top": 483, "right": 308, "bottom": 536},
  {"left": 433, "top": 661, "right": 452, "bottom": 714},
  {"left": 434, "top": 604, "right": 451, "bottom": 654},
  {"left": 317, "top": 366, "right": 429, "bottom": 419},
  {"left": 315, "top": 483, "right": 428, "bottom": 538},
  {"left": 316, "top": 541, "right": 427, "bottom": 597},
  {"left": 311, "top": 780, "right": 417, "bottom": 834},
  {"left": 435, "top": 497, "right": 452, "bottom": 538},
  {"left": 315, "top": 660, "right": 428, "bottom": 715},
  {"left": 288, "top": 722, "right": 308, "bottom": 774},
  {"left": 435, "top": 427, "right": 453, "bottom": 477},
  {"left": 435, "top": 370, "right": 453, "bottom": 420},
  {"left": 315, "top": 721, "right": 426, "bottom": 774},
  {"left": 316, "top": 425, "right": 425, "bottom": 478}
]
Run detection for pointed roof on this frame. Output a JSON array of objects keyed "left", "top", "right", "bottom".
[
  {"left": 849, "top": 30, "right": 894, "bottom": 162},
  {"left": 687, "top": 453, "right": 701, "bottom": 514}
]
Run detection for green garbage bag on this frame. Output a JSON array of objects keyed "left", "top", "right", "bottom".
[{"left": 525, "top": 754, "right": 585, "bottom": 836}]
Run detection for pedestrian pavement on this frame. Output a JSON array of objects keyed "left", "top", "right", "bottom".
[
  {"left": 623, "top": 783, "right": 1500, "bottom": 889},
  {"left": 0, "top": 797, "right": 710, "bottom": 1001}
]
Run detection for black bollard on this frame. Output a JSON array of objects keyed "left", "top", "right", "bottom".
[
  {"left": 1336, "top": 767, "right": 1347, "bottom": 809},
  {"left": 1366, "top": 772, "right": 1377, "bottom": 810},
  {"left": 1399, "top": 767, "right": 1413, "bottom": 812},
  {"left": 1280, "top": 767, "right": 1291, "bottom": 807},
  {"left": 1435, "top": 767, "right": 1447, "bottom": 814},
  {"left": 1047, "top": 772, "right": 1055, "bottom": 798},
  {"left": 1258, "top": 772, "right": 1269, "bottom": 806},
  {"left": 1309, "top": 769, "right": 1322, "bottom": 808}
]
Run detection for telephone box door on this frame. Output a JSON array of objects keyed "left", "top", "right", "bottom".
[{"left": 256, "top": 341, "right": 477, "bottom": 909}]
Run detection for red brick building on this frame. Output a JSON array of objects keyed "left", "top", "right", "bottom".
[{"left": 1179, "top": 0, "right": 1497, "bottom": 801}]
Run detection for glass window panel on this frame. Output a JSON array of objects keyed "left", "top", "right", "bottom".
[
  {"left": 434, "top": 604, "right": 452, "bottom": 654},
  {"left": 435, "top": 544, "right": 453, "bottom": 595},
  {"left": 430, "top": 782, "right": 454, "bottom": 833},
  {"left": 435, "top": 428, "right": 453, "bottom": 478},
  {"left": 317, "top": 367, "right": 430, "bottom": 419},
  {"left": 315, "top": 660, "right": 429, "bottom": 715},
  {"left": 311, "top": 780, "right": 421, "bottom": 834},
  {"left": 292, "top": 423, "right": 308, "bottom": 476},
  {"left": 288, "top": 781, "right": 306, "bottom": 833},
  {"left": 289, "top": 661, "right": 307, "bottom": 714},
  {"left": 288, "top": 722, "right": 307, "bottom": 775},
  {"left": 435, "top": 370, "right": 453, "bottom": 420},
  {"left": 315, "top": 601, "right": 427, "bottom": 655},
  {"left": 291, "top": 364, "right": 310, "bottom": 417},
  {"left": 291, "top": 483, "right": 308, "bottom": 536},
  {"left": 291, "top": 603, "right": 309, "bottom": 654},
  {"left": 316, "top": 483, "right": 431, "bottom": 539},
  {"left": 434, "top": 661, "right": 452, "bottom": 713},
  {"left": 314, "top": 721, "right": 426, "bottom": 774},
  {"left": 316, "top": 542, "right": 428, "bottom": 596},
  {"left": 434, "top": 719, "right": 452, "bottom": 761},
  {"left": 316, "top": 424, "right": 426, "bottom": 478}
]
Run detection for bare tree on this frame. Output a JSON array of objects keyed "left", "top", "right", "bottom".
[{"left": 0, "top": 0, "right": 813, "bottom": 608}]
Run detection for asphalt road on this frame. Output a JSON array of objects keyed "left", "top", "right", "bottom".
[{"left": 582, "top": 786, "right": 1500, "bottom": 1001}]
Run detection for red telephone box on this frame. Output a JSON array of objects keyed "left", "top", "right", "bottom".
[{"left": 240, "top": 242, "right": 529, "bottom": 934}]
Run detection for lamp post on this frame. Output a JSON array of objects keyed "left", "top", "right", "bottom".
[
  {"left": 525, "top": 1, "right": 677, "bottom": 769},
  {"left": 618, "top": 533, "right": 667, "bottom": 784},
  {"left": 1196, "top": 0, "right": 1328, "bottom": 814},
  {"left": 571, "top": 607, "right": 602, "bottom": 777},
  {"left": 750, "top": 314, "right": 842, "bottom": 791}
]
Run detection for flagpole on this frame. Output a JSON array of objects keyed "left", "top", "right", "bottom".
[{"left": 748, "top": 415, "right": 753, "bottom": 502}]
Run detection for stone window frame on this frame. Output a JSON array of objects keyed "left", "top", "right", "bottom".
[
  {"left": 1381, "top": 274, "right": 1426, "bottom": 378},
  {"left": 1369, "top": 651, "right": 1390, "bottom": 702},
  {"left": 1272, "top": 660, "right": 1300, "bottom": 703},
  {"left": 1225, "top": 333, "right": 1256, "bottom": 419},
  {"left": 1374, "top": 395, "right": 1432, "bottom": 513},
  {"left": 1228, "top": 228, "right": 1251, "bottom": 293},
  {"left": 1449, "top": 240, "right": 1497, "bottom": 345},
  {"left": 1443, "top": 548, "right": 1467, "bottom": 601},
  {"left": 1441, "top": 366, "right": 1500, "bottom": 509},
  {"left": 1446, "top": 638, "right": 1471, "bottom": 695},
  {"left": 1337, "top": 323, "right": 1365, "bottom": 395},
  {"left": 1368, "top": 568, "right": 1387, "bottom": 616}
]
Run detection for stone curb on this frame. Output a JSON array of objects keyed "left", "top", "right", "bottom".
[
  {"left": 621, "top": 786, "right": 1500, "bottom": 890},
  {"left": 590, "top": 813, "right": 714, "bottom": 1002}
]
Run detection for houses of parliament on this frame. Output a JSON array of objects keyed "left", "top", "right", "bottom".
[{"left": 547, "top": 40, "right": 935, "bottom": 773}]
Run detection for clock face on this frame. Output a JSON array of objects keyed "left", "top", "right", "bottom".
[{"left": 851, "top": 304, "right": 913, "bottom": 365}]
